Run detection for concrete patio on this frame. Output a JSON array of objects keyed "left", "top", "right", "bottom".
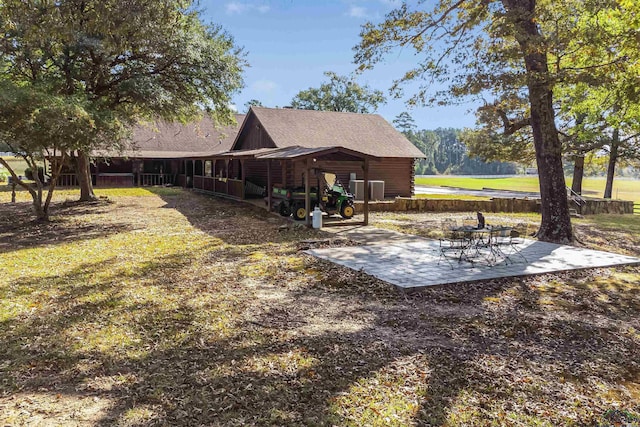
[{"left": 306, "top": 226, "right": 640, "bottom": 290}]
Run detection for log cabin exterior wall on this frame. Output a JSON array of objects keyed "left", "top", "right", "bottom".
[
  {"left": 243, "top": 159, "right": 283, "bottom": 188},
  {"left": 243, "top": 159, "right": 267, "bottom": 186},
  {"left": 229, "top": 110, "right": 417, "bottom": 195},
  {"left": 369, "top": 158, "right": 414, "bottom": 197}
]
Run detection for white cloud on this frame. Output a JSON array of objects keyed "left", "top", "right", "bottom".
[
  {"left": 251, "top": 79, "right": 279, "bottom": 94},
  {"left": 379, "top": 0, "right": 401, "bottom": 6},
  {"left": 348, "top": 5, "right": 368, "bottom": 18},
  {"left": 225, "top": 1, "right": 247, "bottom": 14},
  {"left": 225, "top": 1, "right": 270, "bottom": 15}
]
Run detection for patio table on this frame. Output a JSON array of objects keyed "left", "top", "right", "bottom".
[{"left": 452, "top": 225, "right": 513, "bottom": 266}]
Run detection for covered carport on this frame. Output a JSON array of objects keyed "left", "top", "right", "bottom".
[
  {"left": 186, "top": 145, "right": 378, "bottom": 227},
  {"left": 254, "top": 146, "right": 378, "bottom": 227}
]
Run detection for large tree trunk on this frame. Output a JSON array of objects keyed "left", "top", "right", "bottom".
[
  {"left": 504, "top": 0, "right": 572, "bottom": 243},
  {"left": 571, "top": 155, "right": 585, "bottom": 195},
  {"left": 603, "top": 129, "right": 619, "bottom": 199},
  {"left": 530, "top": 101, "right": 573, "bottom": 243},
  {"left": 30, "top": 166, "right": 50, "bottom": 221},
  {"left": 76, "top": 150, "right": 98, "bottom": 201}
]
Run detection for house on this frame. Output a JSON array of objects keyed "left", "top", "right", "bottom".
[
  {"left": 57, "top": 108, "right": 425, "bottom": 221},
  {"left": 58, "top": 115, "right": 244, "bottom": 187},
  {"left": 184, "top": 107, "right": 424, "bottom": 200}
]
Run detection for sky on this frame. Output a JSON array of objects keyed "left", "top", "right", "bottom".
[{"left": 202, "top": 0, "right": 479, "bottom": 130}]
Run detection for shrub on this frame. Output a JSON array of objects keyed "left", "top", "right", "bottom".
[{"left": 24, "top": 166, "right": 45, "bottom": 182}]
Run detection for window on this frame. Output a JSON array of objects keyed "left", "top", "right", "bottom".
[{"left": 204, "top": 160, "right": 212, "bottom": 177}]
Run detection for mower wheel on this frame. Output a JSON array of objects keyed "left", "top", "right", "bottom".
[
  {"left": 293, "top": 205, "right": 307, "bottom": 221},
  {"left": 278, "top": 201, "right": 291, "bottom": 217},
  {"left": 340, "top": 202, "right": 355, "bottom": 219}
]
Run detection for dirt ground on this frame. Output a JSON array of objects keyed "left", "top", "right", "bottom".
[{"left": 1, "top": 189, "right": 639, "bottom": 426}]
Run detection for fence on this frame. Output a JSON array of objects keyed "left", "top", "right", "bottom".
[{"left": 634, "top": 202, "right": 640, "bottom": 215}]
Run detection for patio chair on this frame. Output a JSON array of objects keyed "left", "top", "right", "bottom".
[
  {"left": 489, "top": 226, "right": 513, "bottom": 264},
  {"left": 492, "top": 223, "right": 528, "bottom": 263},
  {"left": 438, "top": 219, "right": 472, "bottom": 268},
  {"left": 508, "top": 222, "right": 529, "bottom": 262}
]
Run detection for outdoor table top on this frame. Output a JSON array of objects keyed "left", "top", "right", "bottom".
[{"left": 452, "top": 225, "right": 512, "bottom": 233}]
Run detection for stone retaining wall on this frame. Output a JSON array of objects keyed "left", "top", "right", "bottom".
[
  {"left": 354, "top": 197, "right": 634, "bottom": 215},
  {"left": 580, "top": 199, "right": 635, "bottom": 215}
]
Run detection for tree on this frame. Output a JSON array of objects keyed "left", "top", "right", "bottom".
[
  {"left": 602, "top": 131, "right": 640, "bottom": 198},
  {"left": 472, "top": 1, "right": 640, "bottom": 197},
  {"left": 556, "top": 74, "right": 640, "bottom": 199},
  {"left": 393, "top": 112, "right": 417, "bottom": 134},
  {"left": 244, "top": 99, "right": 264, "bottom": 113},
  {"left": 1, "top": 0, "right": 245, "bottom": 202},
  {"left": 407, "top": 127, "right": 516, "bottom": 176},
  {"left": 0, "top": 82, "right": 122, "bottom": 220},
  {"left": 355, "top": 0, "right": 637, "bottom": 243},
  {"left": 291, "top": 71, "right": 385, "bottom": 113},
  {"left": 461, "top": 128, "right": 536, "bottom": 167},
  {"left": 552, "top": 3, "right": 640, "bottom": 198}
]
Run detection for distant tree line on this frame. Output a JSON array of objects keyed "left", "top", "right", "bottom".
[
  {"left": 410, "top": 128, "right": 517, "bottom": 175},
  {"left": 393, "top": 113, "right": 517, "bottom": 176}
]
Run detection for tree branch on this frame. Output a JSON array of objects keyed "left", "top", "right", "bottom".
[
  {"left": 406, "top": 0, "right": 468, "bottom": 46},
  {"left": 621, "top": 132, "right": 640, "bottom": 144},
  {"left": 496, "top": 109, "right": 531, "bottom": 135}
]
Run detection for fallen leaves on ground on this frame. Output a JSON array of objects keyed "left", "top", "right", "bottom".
[{"left": 0, "top": 190, "right": 639, "bottom": 426}]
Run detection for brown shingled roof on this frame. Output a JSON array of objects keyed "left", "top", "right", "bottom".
[
  {"left": 95, "top": 114, "right": 244, "bottom": 158},
  {"left": 244, "top": 107, "right": 424, "bottom": 158}
]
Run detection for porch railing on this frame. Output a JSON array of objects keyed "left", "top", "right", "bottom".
[
  {"left": 139, "top": 173, "right": 173, "bottom": 186},
  {"left": 191, "top": 175, "right": 244, "bottom": 199},
  {"left": 51, "top": 173, "right": 176, "bottom": 187},
  {"left": 57, "top": 173, "right": 79, "bottom": 187},
  {"left": 228, "top": 179, "right": 243, "bottom": 198},
  {"left": 97, "top": 173, "right": 134, "bottom": 187}
]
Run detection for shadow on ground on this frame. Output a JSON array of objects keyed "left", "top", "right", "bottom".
[
  {"left": 1, "top": 189, "right": 639, "bottom": 425},
  {"left": 0, "top": 199, "right": 134, "bottom": 253}
]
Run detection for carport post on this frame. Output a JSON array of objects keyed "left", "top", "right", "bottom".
[
  {"left": 304, "top": 159, "right": 311, "bottom": 227},
  {"left": 240, "top": 159, "right": 246, "bottom": 199},
  {"left": 363, "top": 158, "right": 369, "bottom": 226},
  {"left": 226, "top": 159, "right": 230, "bottom": 194},
  {"left": 266, "top": 160, "right": 272, "bottom": 212},
  {"left": 183, "top": 160, "right": 187, "bottom": 188}
]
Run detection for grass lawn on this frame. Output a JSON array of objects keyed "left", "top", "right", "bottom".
[
  {"left": 414, "top": 193, "right": 491, "bottom": 201},
  {"left": 1, "top": 188, "right": 639, "bottom": 426},
  {"left": 0, "top": 156, "right": 30, "bottom": 177},
  {"left": 416, "top": 175, "right": 640, "bottom": 202}
]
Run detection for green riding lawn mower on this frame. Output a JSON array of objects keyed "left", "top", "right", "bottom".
[{"left": 271, "top": 172, "right": 355, "bottom": 221}]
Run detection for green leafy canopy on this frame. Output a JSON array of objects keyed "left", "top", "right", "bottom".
[
  {"left": 1, "top": 0, "right": 246, "bottom": 132},
  {"left": 0, "top": 0, "right": 246, "bottom": 217},
  {"left": 291, "top": 71, "right": 385, "bottom": 114}
]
